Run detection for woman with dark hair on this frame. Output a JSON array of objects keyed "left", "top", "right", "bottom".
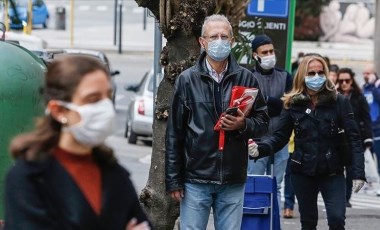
[
  {"left": 248, "top": 55, "right": 365, "bottom": 229},
  {"left": 337, "top": 67, "right": 373, "bottom": 207},
  {"left": 4, "top": 56, "right": 151, "bottom": 230}
]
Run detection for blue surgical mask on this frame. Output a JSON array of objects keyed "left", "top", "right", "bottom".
[
  {"left": 207, "top": 39, "right": 231, "bottom": 61},
  {"left": 305, "top": 74, "right": 326, "bottom": 91}
]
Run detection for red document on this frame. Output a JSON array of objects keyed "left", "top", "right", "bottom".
[{"left": 214, "top": 86, "right": 259, "bottom": 151}]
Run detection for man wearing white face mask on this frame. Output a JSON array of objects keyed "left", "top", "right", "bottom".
[
  {"left": 248, "top": 34, "right": 293, "bottom": 215},
  {"left": 166, "top": 14, "right": 269, "bottom": 230}
]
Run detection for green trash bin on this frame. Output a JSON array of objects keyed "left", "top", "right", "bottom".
[{"left": 0, "top": 41, "right": 46, "bottom": 218}]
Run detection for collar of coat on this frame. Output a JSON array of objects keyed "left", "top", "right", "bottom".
[
  {"left": 290, "top": 89, "right": 337, "bottom": 107},
  {"left": 196, "top": 51, "right": 242, "bottom": 77}
]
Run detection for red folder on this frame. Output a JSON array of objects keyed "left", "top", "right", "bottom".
[{"left": 214, "top": 86, "right": 259, "bottom": 151}]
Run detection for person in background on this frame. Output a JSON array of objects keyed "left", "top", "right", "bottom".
[
  {"left": 283, "top": 132, "right": 296, "bottom": 218},
  {"left": 165, "top": 14, "right": 269, "bottom": 230},
  {"left": 337, "top": 67, "right": 373, "bottom": 207},
  {"left": 362, "top": 63, "right": 380, "bottom": 173},
  {"left": 329, "top": 64, "right": 340, "bottom": 86},
  {"left": 249, "top": 54, "right": 366, "bottom": 229},
  {"left": 291, "top": 52, "right": 305, "bottom": 76},
  {"left": 4, "top": 56, "right": 151, "bottom": 230},
  {"left": 248, "top": 34, "right": 293, "bottom": 213}
]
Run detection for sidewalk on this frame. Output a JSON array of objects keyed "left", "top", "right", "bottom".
[
  {"left": 31, "top": 23, "right": 156, "bottom": 54},
  {"left": 172, "top": 198, "right": 380, "bottom": 230},
  {"left": 29, "top": 19, "right": 374, "bottom": 62}
]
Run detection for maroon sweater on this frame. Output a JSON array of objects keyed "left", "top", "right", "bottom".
[{"left": 53, "top": 147, "right": 101, "bottom": 215}]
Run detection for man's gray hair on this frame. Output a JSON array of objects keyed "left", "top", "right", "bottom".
[{"left": 201, "top": 14, "right": 233, "bottom": 37}]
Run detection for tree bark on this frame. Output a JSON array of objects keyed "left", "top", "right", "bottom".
[{"left": 134, "top": 1, "right": 249, "bottom": 229}]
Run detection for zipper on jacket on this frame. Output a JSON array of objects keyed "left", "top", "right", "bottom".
[{"left": 211, "top": 81, "right": 220, "bottom": 121}]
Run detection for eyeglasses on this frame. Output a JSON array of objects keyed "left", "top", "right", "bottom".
[
  {"left": 203, "top": 34, "right": 230, "bottom": 41},
  {"left": 338, "top": 79, "right": 352, "bottom": 84},
  {"left": 307, "top": 71, "right": 325, "bottom": 76}
]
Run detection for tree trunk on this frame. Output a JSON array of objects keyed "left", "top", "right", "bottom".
[{"left": 134, "top": 1, "right": 249, "bottom": 229}]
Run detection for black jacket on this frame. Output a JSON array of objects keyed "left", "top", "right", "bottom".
[
  {"left": 4, "top": 155, "right": 151, "bottom": 230},
  {"left": 165, "top": 52, "right": 269, "bottom": 192},
  {"left": 257, "top": 90, "right": 365, "bottom": 180},
  {"left": 251, "top": 65, "right": 293, "bottom": 134},
  {"left": 347, "top": 91, "right": 373, "bottom": 145}
]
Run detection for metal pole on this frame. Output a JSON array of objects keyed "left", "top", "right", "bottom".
[
  {"left": 4, "top": 0, "right": 9, "bottom": 31},
  {"left": 153, "top": 21, "right": 162, "bottom": 104},
  {"left": 143, "top": 8, "right": 147, "bottom": 30},
  {"left": 118, "top": 2, "right": 122, "bottom": 54},
  {"left": 26, "top": 0, "right": 32, "bottom": 34},
  {"left": 285, "top": 0, "right": 296, "bottom": 72},
  {"left": 70, "top": 0, "right": 74, "bottom": 47},
  {"left": 113, "top": 0, "right": 117, "bottom": 45}
]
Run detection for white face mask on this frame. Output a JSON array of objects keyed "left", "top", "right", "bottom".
[
  {"left": 257, "top": 55, "right": 276, "bottom": 70},
  {"left": 60, "top": 98, "right": 115, "bottom": 147}
]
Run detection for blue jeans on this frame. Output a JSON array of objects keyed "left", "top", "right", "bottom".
[
  {"left": 291, "top": 173, "right": 346, "bottom": 230},
  {"left": 284, "top": 155, "right": 295, "bottom": 210},
  {"left": 180, "top": 182, "right": 245, "bottom": 230},
  {"left": 248, "top": 144, "right": 289, "bottom": 210}
]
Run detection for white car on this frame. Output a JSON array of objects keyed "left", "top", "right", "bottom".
[{"left": 124, "top": 69, "right": 161, "bottom": 144}]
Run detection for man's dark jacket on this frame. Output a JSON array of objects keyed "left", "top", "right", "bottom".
[
  {"left": 256, "top": 90, "right": 365, "bottom": 180},
  {"left": 165, "top": 52, "right": 269, "bottom": 192},
  {"left": 4, "top": 155, "right": 151, "bottom": 230},
  {"left": 251, "top": 65, "right": 292, "bottom": 134}
]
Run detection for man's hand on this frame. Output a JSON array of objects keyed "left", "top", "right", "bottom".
[
  {"left": 368, "top": 73, "right": 377, "bottom": 84},
  {"left": 352, "top": 179, "right": 365, "bottom": 193},
  {"left": 220, "top": 109, "right": 246, "bottom": 131},
  {"left": 169, "top": 189, "right": 184, "bottom": 202},
  {"left": 125, "top": 218, "right": 150, "bottom": 230},
  {"left": 248, "top": 139, "right": 259, "bottom": 157}
]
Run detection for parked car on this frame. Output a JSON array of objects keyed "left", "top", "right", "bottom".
[
  {"left": 124, "top": 69, "right": 162, "bottom": 144},
  {"left": 8, "top": 0, "right": 49, "bottom": 29},
  {"left": 61, "top": 49, "right": 120, "bottom": 104},
  {"left": 30, "top": 49, "right": 65, "bottom": 65}
]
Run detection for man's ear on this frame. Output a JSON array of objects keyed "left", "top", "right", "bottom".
[
  {"left": 252, "top": 53, "right": 259, "bottom": 62},
  {"left": 198, "top": 37, "right": 206, "bottom": 50}
]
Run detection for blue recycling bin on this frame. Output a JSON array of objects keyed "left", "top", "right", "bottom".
[{"left": 241, "top": 175, "right": 281, "bottom": 230}]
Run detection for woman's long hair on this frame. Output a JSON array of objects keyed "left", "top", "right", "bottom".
[
  {"left": 282, "top": 55, "right": 336, "bottom": 108},
  {"left": 10, "top": 55, "right": 115, "bottom": 166}
]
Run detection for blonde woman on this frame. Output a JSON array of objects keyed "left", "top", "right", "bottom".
[{"left": 249, "top": 54, "right": 365, "bottom": 229}]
